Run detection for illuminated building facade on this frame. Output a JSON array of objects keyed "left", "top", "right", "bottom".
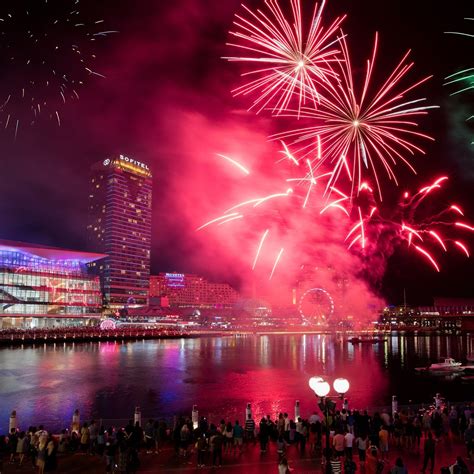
[
  {"left": 149, "top": 273, "right": 239, "bottom": 308},
  {"left": 0, "top": 239, "right": 104, "bottom": 328},
  {"left": 88, "top": 155, "right": 153, "bottom": 309}
]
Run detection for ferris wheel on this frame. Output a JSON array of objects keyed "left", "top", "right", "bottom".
[{"left": 298, "top": 288, "right": 335, "bottom": 325}]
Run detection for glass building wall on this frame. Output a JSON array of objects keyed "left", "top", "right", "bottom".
[{"left": 0, "top": 249, "right": 102, "bottom": 316}]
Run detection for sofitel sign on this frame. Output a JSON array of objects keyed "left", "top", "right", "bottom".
[{"left": 103, "top": 155, "right": 150, "bottom": 171}]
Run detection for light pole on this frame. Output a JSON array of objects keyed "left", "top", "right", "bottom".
[{"left": 309, "top": 376, "right": 350, "bottom": 474}]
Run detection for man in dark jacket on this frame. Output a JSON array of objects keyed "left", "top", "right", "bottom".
[{"left": 421, "top": 432, "right": 436, "bottom": 472}]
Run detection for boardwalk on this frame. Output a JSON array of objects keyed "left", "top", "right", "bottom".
[{"left": 3, "top": 433, "right": 472, "bottom": 473}]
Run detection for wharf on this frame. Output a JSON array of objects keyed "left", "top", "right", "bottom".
[{"left": 0, "top": 329, "right": 191, "bottom": 347}]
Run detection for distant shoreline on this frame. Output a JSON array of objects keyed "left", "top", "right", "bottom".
[{"left": 0, "top": 327, "right": 470, "bottom": 347}]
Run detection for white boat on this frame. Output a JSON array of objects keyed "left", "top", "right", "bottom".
[{"left": 428, "top": 358, "right": 463, "bottom": 371}]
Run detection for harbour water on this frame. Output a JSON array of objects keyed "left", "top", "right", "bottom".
[{"left": 0, "top": 333, "right": 472, "bottom": 431}]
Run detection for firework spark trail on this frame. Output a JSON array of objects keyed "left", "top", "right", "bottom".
[
  {"left": 455, "top": 222, "right": 474, "bottom": 232},
  {"left": 450, "top": 205, "right": 464, "bottom": 216},
  {"left": 224, "top": 0, "right": 345, "bottom": 115},
  {"left": 279, "top": 141, "right": 300, "bottom": 166},
  {"left": 253, "top": 188, "right": 293, "bottom": 207},
  {"left": 197, "top": 212, "right": 240, "bottom": 230},
  {"left": 0, "top": 0, "right": 117, "bottom": 132},
  {"left": 429, "top": 230, "right": 447, "bottom": 252},
  {"left": 252, "top": 229, "right": 270, "bottom": 269},
  {"left": 445, "top": 19, "right": 474, "bottom": 95},
  {"left": 414, "top": 245, "right": 440, "bottom": 272},
  {"left": 216, "top": 153, "right": 250, "bottom": 174},
  {"left": 269, "top": 247, "right": 284, "bottom": 279},
  {"left": 217, "top": 214, "right": 244, "bottom": 225},
  {"left": 273, "top": 33, "right": 438, "bottom": 200},
  {"left": 454, "top": 241, "right": 470, "bottom": 257},
  {"left": 335, "top": 177, "right": 471, "bottom": 272}
]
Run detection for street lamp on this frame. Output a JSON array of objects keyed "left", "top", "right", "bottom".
[{"left": 309, "top": 376, "right": 350, "bottom": 474}]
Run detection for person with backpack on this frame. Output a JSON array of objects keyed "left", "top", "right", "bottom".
[
  {"left": 391, "top": 457, "right": 408, "bottom": 474},
  {"left": 344, "top": 454, "right": 357, "bottom": 474}
]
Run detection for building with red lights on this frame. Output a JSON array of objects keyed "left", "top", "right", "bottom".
[
  {"left": 0, "top": 239, "right": 105, "bottom": 328},
  {"left": 88, "top": 155, "right": 153, "bottom": 310},
  {"left": 149, "top": 273, "right": 239, "bottom": 309}
]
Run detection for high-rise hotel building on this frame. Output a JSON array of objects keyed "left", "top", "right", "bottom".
[{"left": 88, "top": 155, "right": 153, "bottom": 309}]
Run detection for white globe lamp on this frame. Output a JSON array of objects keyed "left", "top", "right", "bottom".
[
  {"left": 333, "top": 378, "right": 350, "bottom": 395},
  {"left": 308, "top": 376, "right": 324, "bottom": 392},
  {"left": 314, "top": 380, "right": 330, "bottom": 398}
]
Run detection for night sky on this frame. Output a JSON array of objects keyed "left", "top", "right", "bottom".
[{"left": 0, "top": 0, "right": 472, "bottom": 306}]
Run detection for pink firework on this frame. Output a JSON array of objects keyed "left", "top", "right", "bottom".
[
  {"left": 342, "top": 177, "right": 471, "bottom": 272},
  {"left": 274, "top": 33, "right": 438, "bottom": 200},
  {"left": 197, "top": 146, "right": 349, "bottom": 280},
  {"left": 224, "top": 0, "right": 345, "bottom": 115}
]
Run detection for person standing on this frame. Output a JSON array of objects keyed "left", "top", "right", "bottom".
[
  {"left": 233, "top": 420, "right": 244, "bottom": 454},
  {"left": 245, "top": 414, "right": 256, "bottom": 444},
  {"left": 210, "top": 430, "right": 223, "bottom": 467},
  {"left": 259, "top": 418, "right": 269, "bottom": 453},
  {"left": 390, "top": 457, "right": 408, "bottom": 474},
  {"left": 8, "top": 428, "right": 18, "bottom": 463},
  {"left": 80, "top": 423, "right": 90, "bottom": 453},
  {"left": 464, "top": 421, "right": 474, "bottom": 461},
  {"left": 224, "top": 421, "right": 233, "bottom": 453},
  {"left": 345, "top": 430, "right": 355, "bottom": 458},
  {"left": 333, "top": 431, "right": 345, "bottom": 458},
  {"left": 299, "top": 421, "right": 308, "bottom": 454},
  {"left": 88, "top": 420, "right": 98, "bottom": 455},
  {"left": 278, "top": 456, "right": 291, "bottom": 474},
  {"left": 44, "top": 437, "right": 57, "bottom": 472},
  {"left": 356, "top": 433, "right": 368, "bottom": 466},
  {"left": 421, "top": 432, "right": 436, "bottom": 473},
  {"left": 196, "top": 434, "right": 207, "bottom": 468},
  {"left": 16, "top": 431, "right": 28, "bottom": 466},
  {"left": 379, "top": 425, "right": 389, "bottom": 460}
]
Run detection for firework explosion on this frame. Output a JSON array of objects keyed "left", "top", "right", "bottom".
[
  {"left": 340, "top": 177, "right": 472, "bottom": 273},
  {"left": 0, "top": 0, "right": 116, "bottom": 136},
  {"left": 224, "top": 0, "right": 345, "bottom": 115},
  {"left": 198, "top": 0, "right": 471, "bottom": 296},
  {"left": 274, "top": 33, "right": 438, "bottom": 200},
  {"left": 445, "top": 18, "right": 474, "bottom": 96},
  {"left": 445, "top": 18, "right": 474, "bottom": 145}
]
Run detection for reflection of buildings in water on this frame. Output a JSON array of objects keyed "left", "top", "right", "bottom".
[{"left": 259, "top": 335, "right": 269, "bottom": 367}]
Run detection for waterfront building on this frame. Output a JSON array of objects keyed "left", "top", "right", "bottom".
[
  {"left": 379, "top": 302, "right": 474, "bottom": 331},
  {"left": 88, "top": 155, "right": 153, "bottom": 310},
  {"left": 0, "top": 239, "right": 105, "bottom": 328},
  {"left": 149, "top": 273, "right": 239, "bottom": 309}
]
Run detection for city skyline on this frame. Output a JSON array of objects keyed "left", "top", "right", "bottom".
[{"left": 0, "top": 0, "right": 472, "bottom": 306}]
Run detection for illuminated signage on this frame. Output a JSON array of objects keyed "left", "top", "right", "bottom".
[
  {"left": 102, "top": 155, "right": 150, "bottom": 175},
  {"left": 165, "top": 273, "right": 185, "bottom": 288},
  {"left": 118, "top": 154, "right": 149, "bottom": 170}
]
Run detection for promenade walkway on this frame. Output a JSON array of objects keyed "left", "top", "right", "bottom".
[{"left": 3, "top": 433, "right": 472, "bottom": 473}]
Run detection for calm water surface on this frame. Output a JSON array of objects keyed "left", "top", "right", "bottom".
[{"left": 0, "top": 334, "right": 473, "bottom": 431}]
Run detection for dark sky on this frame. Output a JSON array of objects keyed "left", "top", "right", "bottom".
[{"left": 0, "top": 0, "right": 473, "bottom": 306}]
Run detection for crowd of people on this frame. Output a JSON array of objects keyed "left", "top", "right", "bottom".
[{"left": 0, "top": 402, "right": 472, "bottom": 473}]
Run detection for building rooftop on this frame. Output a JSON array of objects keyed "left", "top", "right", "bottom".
[{"left": 0, "top": 239, "right": 107, "bottom": 263}]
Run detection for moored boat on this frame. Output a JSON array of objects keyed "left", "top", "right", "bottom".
[{"left": 415, "top": 358, "right": 464, "bottom": 372}]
